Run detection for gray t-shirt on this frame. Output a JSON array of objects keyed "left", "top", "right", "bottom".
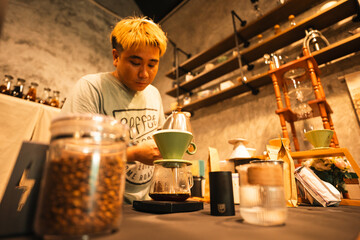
[{"left": 61, "top": 72, "right": 165, "bottom": 203}]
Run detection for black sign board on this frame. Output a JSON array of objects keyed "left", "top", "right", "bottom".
[{"left": 0, "top": 141, "right": 48, "bottom": 237}]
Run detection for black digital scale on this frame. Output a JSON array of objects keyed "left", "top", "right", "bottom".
[{"left": 133, "top": 200, "right": 204, "bottom": 214}]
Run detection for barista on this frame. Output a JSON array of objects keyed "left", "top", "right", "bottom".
[{"left": 61, "top": 16, "right": 168, "bottom": 203}]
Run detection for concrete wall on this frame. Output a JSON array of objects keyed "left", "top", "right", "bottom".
[
  {"left": 1, "top": 0, "right": 359, "bottom": 168},
  {"left": 0, "top": 0, "right": 140, "bottom": 99}
]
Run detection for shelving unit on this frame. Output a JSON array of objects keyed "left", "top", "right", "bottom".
[
  {"left": 166, "top": 0, "right": 359, "bottom": 98},
  {"left": 165, "top": 0, "right": 327, "bottom": 80},
  {"left": 165, "top": 32, "right": 360, "bottom": 114}
]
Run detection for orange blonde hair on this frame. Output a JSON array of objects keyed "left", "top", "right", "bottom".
[{"left": 110, "top": 16, "right": 167, "bottom": 57}]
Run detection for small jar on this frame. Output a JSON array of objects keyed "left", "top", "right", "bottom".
[
  {"left": 0, "top": 75, "right": 14, "bottom": 95},
  {"left": 24, "top": 82, "right": 39, "bottom": 101},
  {"left": 12, "top": 78, "right": 26, "bottom": 98},
  {"left": 39, "top": 87, "right": 52, "bottom": 105},
  {"left": 34, "top": 114, "right": 129, "bottom": 239},
  {"left": 288, "top": 15, "right": 296, "bottom": 26},
  {"left": 50, "top": 90, "right": 60, "bottom": 108},
  {"left": 185, "top": 72, "right": 193, "bottom": 82},
  {"left": 237, "top": 160, "right": 287, "bottom": 226}
]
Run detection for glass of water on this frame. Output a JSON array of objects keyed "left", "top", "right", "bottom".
[{"left": 236, "top": 160, "right": 287, "bottom": 226}]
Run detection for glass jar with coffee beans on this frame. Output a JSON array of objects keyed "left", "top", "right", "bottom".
[{"left": 34, "top": 114, "right": 129, "bottom": 239}]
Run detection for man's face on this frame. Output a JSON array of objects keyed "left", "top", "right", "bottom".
[{"left": 112, "top": 45, "right": 160, "bottom": 91}]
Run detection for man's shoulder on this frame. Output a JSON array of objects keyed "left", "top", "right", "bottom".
[
  {"left": 143, "top": 84, "right": 161, "bottom": 95},
  {"left": 80, "top": 72, "right": 111, "bottom": 84}
]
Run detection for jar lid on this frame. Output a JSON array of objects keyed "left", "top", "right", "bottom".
[
  {"left": 50, "top": 113, "right": 129, "bottom": 143},
  {"left": 4, "top": 75, "right": 13, "bottom": 80}
]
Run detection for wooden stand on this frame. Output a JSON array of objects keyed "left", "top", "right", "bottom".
[{"left": 268, "top": 47, "right": 339, "bottom": 151}]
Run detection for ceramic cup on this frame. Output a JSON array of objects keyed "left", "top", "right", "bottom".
[
  {"left": 152, "top": 129, "right": 197, "bottom": 159},
  {"left": 304, "top": 129, "right": 334, "bottom": 148}
]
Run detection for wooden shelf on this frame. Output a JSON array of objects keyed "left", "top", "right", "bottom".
[
  {"left": 292, "top": 148, "right": 360, "bottom": 205},
  {"left": 165, "top": 33, "right": 360, "bottom": 114},
  {"left": 290, "top": 147, "right": 360, "bottom": 178},
  {"left": 165, "top": 0, "right": 326, "bottom": 80},
  {"left": 166, "top": 0, "right": 359, "bottom": 98}
]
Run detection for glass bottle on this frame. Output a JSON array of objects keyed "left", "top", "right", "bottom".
[
  {"left": 24, "top": 82, "right": 39, "bottom": 102},
  {"left": 0, "top": 75, "right": 14, "bottom": 95},
  {"left": 251, "top": 0, "right": 263, "bottom": 18},
  {"left": 50, "top": 90, "right": 60, "bottom": 108},
  {"left": 288, "top": 15, "right": 296, "bottom": 27},
  {"left": 34, "top": 114, "right": 128, "bottom": 239},
  {"left": 12, "top": 78, "right": 26, "bottom": 98},
  {"left": 185, "top": 72, "right": 193, "bottom": 82},
  {"left": 39, "top": 87, "right": 52, "bottom": 105}
]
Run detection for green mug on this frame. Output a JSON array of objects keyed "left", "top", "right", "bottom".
[{"left": 152, "top": 129, "right": 197, "bottom": 159}]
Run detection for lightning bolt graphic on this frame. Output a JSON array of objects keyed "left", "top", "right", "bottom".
[{"left": 16, "top": 169, "right": 35, "bottom": 211}]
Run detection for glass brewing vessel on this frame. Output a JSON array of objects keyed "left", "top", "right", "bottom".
[
  {"left": 284, "top": 68, "right": 313, "bottom": 119},
  {"left": 149, "top": 160, "right": 193, "bottom": 201}
]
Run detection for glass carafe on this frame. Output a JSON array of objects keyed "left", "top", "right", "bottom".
[
  {"left": 303, "top": 28, "right": 330, "bottom": 53},
  {"left": 24, "top": 82, "right": 38, "bottom": 101},
  {"left": 12, "top": 78, "right": 26, "bottom": 98},
  {"left": 284, "top": 68, "right": 313, "bottom": 119},
  {"left": 149, "top": 160, "right": 193, "bottom": 201},
  {"left": 50, "top": 90, "right": 60, "bottom": 108},
  {"left": 0, "top": 75, "right": 14, "bottom": 95},
  {"left": 34, "top": 114, "right": 129, "bottom": 239}
]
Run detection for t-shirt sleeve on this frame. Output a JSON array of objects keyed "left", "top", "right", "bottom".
[
  {"left": 158, "top": 100, "right": 165, "bottom": 129},
  {"left": 61, "top": 77, "right": 101, "bottom": 114}
]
